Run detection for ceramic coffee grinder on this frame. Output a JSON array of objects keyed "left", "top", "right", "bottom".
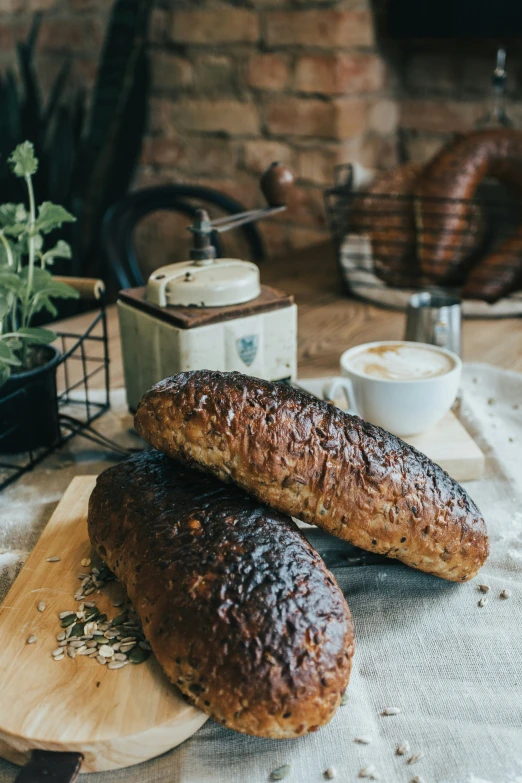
[{"left": 118, "top": 163, "right": 297, "bottom": 411}]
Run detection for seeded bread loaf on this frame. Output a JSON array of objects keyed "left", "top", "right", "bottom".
[
  {"left": 135, "top": 371, "right": 489, "bottom": 582},
  {"left": 88, "top": 450, "right": 354, "bottom": 739}
]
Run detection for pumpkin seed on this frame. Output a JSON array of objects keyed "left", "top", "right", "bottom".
[
  {"left": 108, "top": 660, "right": 128, "bottom": 670},
  {"left": 128, "top": 646, "right": 150, "bottom": 664},
  {"left": 26, "top": 635, "right": 37, "bottom": 644}
]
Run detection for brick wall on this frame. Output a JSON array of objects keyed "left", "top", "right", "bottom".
[
  {"left": 143, "top": 0, "right": 398, "bottom": 261},
  {"left": 0, "top": 0, "right": 514, "bottom": 265}
]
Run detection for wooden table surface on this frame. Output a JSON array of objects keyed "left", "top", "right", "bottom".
[{"left": 55, "top": 243, "right": 522, "bottom": 390}]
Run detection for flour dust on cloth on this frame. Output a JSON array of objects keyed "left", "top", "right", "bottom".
[{"left": 0, "top": 373, "right": 521, "bottom": 783}]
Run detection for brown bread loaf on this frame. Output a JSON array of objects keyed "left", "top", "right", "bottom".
[
  {"left": 349, "top": 163, "right": 421, "bottom": 287},
  {"left": 88, "top": 450, "right": 354, "bottom": 739},
  {"left": 135, "top": 371, "right": 489, "bottom": 583},
  {"left": 416, "top": 129, "right": 522, "bottom": 284},
  {"left": 462, "top": 230, "right": 522, "bottom": 302}
]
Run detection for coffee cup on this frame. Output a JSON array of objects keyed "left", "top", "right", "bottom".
[{"left": 323, "top": 341, "right": 461, "bottom": 437}]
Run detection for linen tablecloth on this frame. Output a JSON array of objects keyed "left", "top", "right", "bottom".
[{"left": 1, "top": 366, "right": 521, "bottom": 783}]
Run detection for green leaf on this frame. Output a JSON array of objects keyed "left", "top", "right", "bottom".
[
  {"left": 34, "top": 202, "right": 76, "bottom": 234},
  {"left": 0, "top": 269, "right": 24, "bottom": 295},
  {"left": 45, "top": 281, "right": 79, "bottom": 298},
  {"left": 0, "top": 340, "right": 21, "bottom": 365},
  {"left": 20, "top": 265, "right": 52, "bottom": 289},
  {"left": 0, "top": 203, "right": 27, "bottom": 228},
  {"left": 16, "top": 326, "right": 56, "bottom": 344},
  {"left": 9, "top": 141, "right": 38, "bottom": 177},
  {"left": 30, "top": 295, "right": 58, "bottom": 318},
  {"left": 43, "top": 239, "right": 72, "bottom": 265},
  {"left": 3, "top": 223, "right": 27, "bottom": 238},
  {"left": 0, "top": 294, "right": 9, "bottom": 319},
  {"left": 5, "top": 336, "right": 22, "bottom": 351},
  {"left": 0, "top": 360, "right": 11, "bottom": 387}
]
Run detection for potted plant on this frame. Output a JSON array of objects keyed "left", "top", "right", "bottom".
[{"left": 0, "top": 141, "right": 79, "bottom": 453}]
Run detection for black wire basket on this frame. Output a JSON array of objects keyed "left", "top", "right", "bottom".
[
  {"left": 324, "top": 163, "right": 522, "bottom": 318},
  {"left": 0, "top": 288, "right": 110, "bottom": 491}
]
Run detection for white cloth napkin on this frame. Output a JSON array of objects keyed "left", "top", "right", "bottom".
[{"left": 1, "top": 368, "right": 521, "bottom": 783}]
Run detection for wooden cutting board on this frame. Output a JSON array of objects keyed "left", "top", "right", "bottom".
[
  {"left": 403, "top": 410, "right": 485, "bottom": 482},
  {"left": 0, "top": 476, "right": 208, "bottom": 773}
]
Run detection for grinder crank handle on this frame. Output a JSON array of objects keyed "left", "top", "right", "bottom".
[
  {"left": 14, "top": 751, "right": 83, "bottom": 783},
  {"left": 209, "top": 162, "right": 295, "bottom": 232}
]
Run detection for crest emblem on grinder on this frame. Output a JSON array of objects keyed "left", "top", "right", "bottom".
[{"left": 236, "top": 335, "right": 259, "bottom": 366}]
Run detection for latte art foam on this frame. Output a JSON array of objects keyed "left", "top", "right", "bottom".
[{"left": 348, "top": 344, "right": 455, "bottom": 381}]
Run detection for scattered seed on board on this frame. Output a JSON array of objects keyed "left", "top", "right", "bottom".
[
  {"left": 478, "top": 597, "right": 488, "bottom": 607},
  {"left": 396, "top": 742, "right": 410, "bottom": 756},
  {"left": 324, "top": 767, "right": 337, "bottom": 779},
  {"left": 107, "top": 660, "right": 128, "bottom": 670},
  {"left": 381, "top": 707, "right": 401, "bottom": 716},
  {"left": 37, "top": 601, "right": 46, "bottom": 612},
  {"left": 354, "top": 736, "right": 371, "bottom": 744},
  {"left": 52, "top": 648, "right": 64, "bottom": 658},
  {"left": 358, "top": 765, "right": 378, "bottom": 779},
  {"left": 407, "top": 752, "right": 423, "bottom": 765},
  {"left": 478, "top": 584, "right": 489, "bottom": 593},
  {"left": 270, "top": 765, "right": 291, "bottom": 780},
  {"left": 46, "top": 556, "right": 61, "bottom": 562},
  {"left": 500, "top": 589, "right": 511, "bottom": 599},
  {"left": 340, "top": 693, "right": 349, "bottom": 705},
  {"left": 81, "top": 558, "right": 91, "bottom": 567},
  {"left": 26, "top": 635, "right": 37, "bottom": 644}
]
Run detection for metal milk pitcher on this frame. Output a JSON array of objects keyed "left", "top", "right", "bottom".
[{"left": 404, "top": 292, "right": 462, "bottom": 356}]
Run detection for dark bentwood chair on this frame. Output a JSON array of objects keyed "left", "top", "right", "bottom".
[{"left": 102, "top": 184, "right": 266, "bottom": 290}]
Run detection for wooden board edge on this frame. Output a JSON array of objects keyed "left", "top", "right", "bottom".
[{"left": 0, "top": 708, "right": 208, "bottom": 772}]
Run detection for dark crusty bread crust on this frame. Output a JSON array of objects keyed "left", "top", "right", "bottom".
[
  {"left": 135, "top": 371, "right": 489, "bottom": 582},
  {"left": 88, "top": 451, "right": 354, "bottom": 739}
]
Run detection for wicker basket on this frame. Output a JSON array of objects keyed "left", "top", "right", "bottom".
[{"left": 324, "top": 163, "right": 522, "bottom": 318}]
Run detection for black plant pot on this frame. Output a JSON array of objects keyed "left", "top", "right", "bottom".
[{"left": 0, "top": 345, "right": 61, "bottom": 454}]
